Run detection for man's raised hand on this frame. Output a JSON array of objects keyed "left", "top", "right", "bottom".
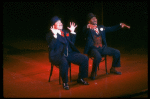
[{"left": 67, "top": 22, "right": 77, "bottom": 33}]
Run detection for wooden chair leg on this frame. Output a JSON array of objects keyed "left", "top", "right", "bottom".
[
  {"left": 95, "top": 71, "right": 97, "bottom": 77},
  {"left": 69, "top": 63, "right": 72, "bottom": 82},
  {"left": 49, "top": 64, "right": 53, "bottom": 82},
  {"left": 49, "top": 62, "right": 72, "bottom": 85},
  {"left": 59, "top": 67, "right": 61, "bottom": 85},
  {"left": 105, "top": 56, "right": 108, "bottom": 74}
]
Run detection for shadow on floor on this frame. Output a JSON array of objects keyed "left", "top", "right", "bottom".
[{"left": 3, "top": 45, "right": 46, "bottom": 55}]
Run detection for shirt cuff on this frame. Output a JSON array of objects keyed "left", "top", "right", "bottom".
[
  {"left": 70, "top": 32, "right": 76, "bottom": 34},
  {"left": 53, "top": 34, "right": 57, "bottom": 38},
  {"left": 120, "top": 23, "right": 122, "bottom": 26}
]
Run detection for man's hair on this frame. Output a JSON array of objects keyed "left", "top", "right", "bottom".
[{"left": 50, "top": 16, "right": 61, "bottom": 26}]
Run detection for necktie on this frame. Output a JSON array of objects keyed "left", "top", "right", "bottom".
[
  {"left": 95, "top": 28, "right": 99, "bottom": 34},
  {"left": 87, "top": 24, "right": 99, "bottom": 34}
]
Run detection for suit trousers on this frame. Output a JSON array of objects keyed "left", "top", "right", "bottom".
[
  {"left": 50, "top": 52, "right": 88, "bottom": 83},
  {"left": 89, "top": 46, "right": 121, "bottom": 73}
]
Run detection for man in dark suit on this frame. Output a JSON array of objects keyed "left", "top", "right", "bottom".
[
  {"left": 83, "top": 13, "right": 130, "bottom": 80},
  {"left": 46, "top": 16, "right": 89, "bottom": 90}
]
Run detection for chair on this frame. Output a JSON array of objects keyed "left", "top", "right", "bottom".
[
  {"left": 48, "top": 46, "right": 72, "bottom": 85},
  {"left": 48, "top": 62, "right": 72, "bottom": 85},
  {"left": 88, "top": 55, "right": 108, "bottom": 75}
]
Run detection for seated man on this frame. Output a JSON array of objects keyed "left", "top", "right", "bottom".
[
  {"left": 46, "top": 16, "right": 89, "bottom": 90},
  {"left": 83, "top": 13, "right": 130, "bottom": 80}
]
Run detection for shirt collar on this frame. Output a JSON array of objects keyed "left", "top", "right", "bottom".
[{"left": 51, "top": 29, "right": 61, "bottom": 35}]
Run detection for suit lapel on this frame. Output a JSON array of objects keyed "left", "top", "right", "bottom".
[
  {"left": 57, "top": 34, "right": 66, "bottom": 44},
  {"left": 91, "top": 29, "right": 96, "bottom": 40},
  {"left": 57, "top": 30, "right": 75, "bottom": 48}
]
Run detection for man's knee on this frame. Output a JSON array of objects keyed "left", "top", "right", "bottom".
[
  {"left": 80, "top": 55, "right": 88, "bottom": 66},
  {"left": 93, "top": 54, "right": 102, "bottom": 63},
  {"left": 90, "top": 49, "right": 101, "bottom": 62},
  {"left": 84, "top": 55, "right": 88, "bottom": 62},
  {"left": 114, "top": 49, "right": 120, "bottom": 58}
]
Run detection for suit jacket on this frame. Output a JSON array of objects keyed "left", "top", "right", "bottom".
[
  {"left": 83, "top": 24, "right": 121, "bottom": 54},
  {"left": 46, "top": 29, "right": 80, "bottom": 63}
]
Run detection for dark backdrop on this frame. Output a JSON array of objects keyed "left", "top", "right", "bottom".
[{"left": 3, "top": 1, "right": 148, "bottom": 48}]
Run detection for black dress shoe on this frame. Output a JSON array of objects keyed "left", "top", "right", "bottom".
[
  {"left": 77, "top": 79, "right": 89, "bottom": 85},
  {"left": 63, "top": 83, "right": 69, "bottom": 90},
  {"left": 110, "top": 68, "right": 122, "bottom": 75}
]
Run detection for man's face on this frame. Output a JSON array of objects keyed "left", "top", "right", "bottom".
[
  {"left": 53, "top": 20, "right": 63, "bottom": 30},
  {"left": 89, "top": 17, "right": 97, "bottom": 25}
]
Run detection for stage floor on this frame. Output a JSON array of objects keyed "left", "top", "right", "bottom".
[{"left": 3, "top": 39, "right": 148, "bottom": 98}]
